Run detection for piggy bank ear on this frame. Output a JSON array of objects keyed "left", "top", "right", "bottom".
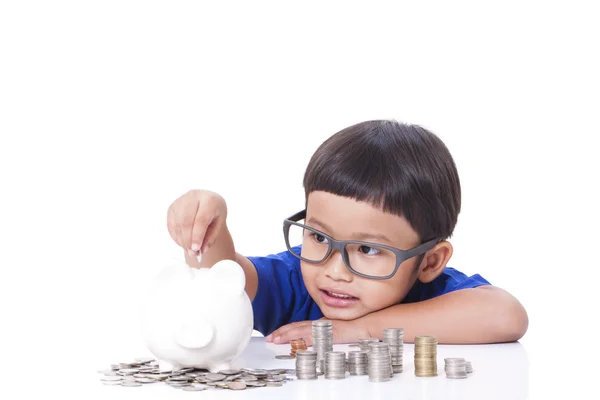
[{"left": 210, "top": 259, "right": 246, "bottom": 296}]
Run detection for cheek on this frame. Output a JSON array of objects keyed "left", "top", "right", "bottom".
[
  {"left": 300, "top": 263, "right": 320, "bottom": 291},
  {"left": 359, "top": 276, "right": 412, "bottom": 309}
]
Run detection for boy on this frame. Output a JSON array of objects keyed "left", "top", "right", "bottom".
[{"left": 167, "top": 120, "right": 528, "bottom": 345}]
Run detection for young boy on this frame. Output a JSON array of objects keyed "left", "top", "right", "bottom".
[{"left": 167, "top": 120, "right": 528, "bottom": 345}]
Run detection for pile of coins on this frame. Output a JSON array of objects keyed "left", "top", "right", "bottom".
[
  {"left": 312, "top": 320, "right": 333, "bottom": 373},
  {"left": 324, "top": 351, "right": 347, "bottom": 379},
  {"left": 466, "top": 361, "right": 473, "bottom": 373},
  {"left": 358, "top": 337, "right": 380, "bottom": 351},
  {"left": 290, "top": 338, "right": 308, "bottom": 357},
  {"left": 295, "top": 350, "right": 318, "bottom": 380},
  {"left": 414, "top": 335, "right": 438, "bottom": 377},
  {"left": 347, "top": 350, "right": 368, "bottom": 375},
  {"left": 383, "top": 328, "right": 404, "bottom": 373},
  {"left": 367, "top": 342, "right": 392, "bottom": 382},
  {"left": 98, "top": 358, "right": 294, "bottom": 390},
  {"left": 444, "top": 358, "right": 467, "bottom": 379}
]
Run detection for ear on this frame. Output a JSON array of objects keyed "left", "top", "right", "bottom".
[
  {"left": 209, "top": 259, "right": 246, "bottom": 296},
  {"left": 417, "top": 241, "right": 453, "bottom": 283}
]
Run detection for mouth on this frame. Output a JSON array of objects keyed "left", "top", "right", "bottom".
[{"left": 319, "top": 289, "right": 360, "bottom": 307}]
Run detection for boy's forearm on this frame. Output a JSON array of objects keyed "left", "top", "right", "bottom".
[{"left": 360, "top": 286, "right": 528, "bottom": 344}]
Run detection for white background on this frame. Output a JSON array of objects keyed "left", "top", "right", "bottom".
[{"left": 1, "top": 1, "right": 598, "bottom": 399}]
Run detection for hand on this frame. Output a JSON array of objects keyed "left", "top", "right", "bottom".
[
  {"left": 265, "top": 319, "right": 371, "bottom": 346},
  {"left": 167, "top": 189, "right": 227, "bottom": 256}
]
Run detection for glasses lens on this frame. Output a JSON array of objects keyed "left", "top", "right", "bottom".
[
  {"left": 286, "top": 223, "right": 329, "bottom": 262},
  {"left": 344, "top": 243, "right": 397, "bottom": 277}
]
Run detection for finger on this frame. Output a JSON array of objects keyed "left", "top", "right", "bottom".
[
  {"left": 274, "top": 326, "right": 313, "bottom": 346},
  {"left": 191, "top": 207, "right": 217, "bottom": 254},
  {"left": 180, "top": 198, "right": 200, "bottom": 251},
  {"left": 266, "top": 321, "right": 312, "bottom": 342},
  {"left": 200, "top": 216, "right": 222, "bottom": 254},
  {"left": 167, "top": 206, "right": 179, "bottom": 246}
]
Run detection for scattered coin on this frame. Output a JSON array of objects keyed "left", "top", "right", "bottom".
[
  {"left": 228, "top": 382, "right": 247, "bottom": 390},
  {"left": 275, "top": 355, "right": 295, "bottom": 360},
  {"left": 121, "top": 381, "right": 142, "bottom": 387}
]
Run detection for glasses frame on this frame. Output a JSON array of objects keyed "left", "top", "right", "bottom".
[{"left": 283, "top": 209, "right": 441, "bottom": 280}]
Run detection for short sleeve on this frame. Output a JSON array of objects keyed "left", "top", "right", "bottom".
[
  {"left": 403, "top": 267, "right": 491, "bottom": 303},
  {"left": 247, "top": 246, "right": 319, "bottom": 336}
]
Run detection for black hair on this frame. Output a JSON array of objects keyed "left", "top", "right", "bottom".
[{"left": 303, "top": 120, "right": 461, "bottom": 242}]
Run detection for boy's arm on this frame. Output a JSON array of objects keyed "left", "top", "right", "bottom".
[
  {"left": 361, "top": 285, "right": 528, "bottom": 344},
  {"left": 183, "top": 225, "right": 258, "bottom": 301},
  {"left": 267, "top": 285, "right": 528, "bottom": 344}
]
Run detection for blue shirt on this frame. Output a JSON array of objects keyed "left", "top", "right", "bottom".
[{"left": 248, "top": 245, "right": 491, "bottom": 336}]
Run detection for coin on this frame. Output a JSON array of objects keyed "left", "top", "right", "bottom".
[
  {"left": 445, "top": 357, "right": 468, "bottom": 379},
  {"left": 275, "top": 355, "right": 295, "bottom": 360},
  {"left": 219, "top": 369, "right": 242, "bottom": 375},
  {"left": 414, "top": 335, "right": 438, "bottom": 377},
  {"left": 382, "top": 328, "right": 404, "bottom": 375},
  {"left": 324, "top": 351, "right": 346, "bottom": 379},
  {"left": 182, "top": 386, "right": 206, "bottom": 391},
  {"left": 367, "top": 342, "right": 392, "bottom": 382},
  {"left": 227, "top": 382, "right": 247, "bottom": 390},
  {"left": 205, "top": 373, "right": 226, "bottom": 381},
  {"left": 121, "top": 381, "right": 142, "bottom": 387}
]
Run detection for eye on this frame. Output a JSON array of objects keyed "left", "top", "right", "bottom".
[
  {"left": 312, "top": 233, "right": 329, "bottom": 244},
  {"left": 359, "top": 245, "right": 380, "bottom": 256}
]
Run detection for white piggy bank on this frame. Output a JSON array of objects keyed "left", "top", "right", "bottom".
[{"left": 141, "top": 259, "right": 254, "bottom": 372}]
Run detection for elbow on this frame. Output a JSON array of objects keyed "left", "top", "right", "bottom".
[{"left": 495, "top": 294, "right": 529, "bottom": 342}]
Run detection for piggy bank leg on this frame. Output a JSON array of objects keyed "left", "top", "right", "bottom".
[
  {"left": 210, "top": 362, "right": 231, "bottom": 373},
  {"left": 158, "top": 359, "right": 180, "bottom": 372}
]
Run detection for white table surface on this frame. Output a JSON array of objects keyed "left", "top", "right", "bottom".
[{"left": 93, "top": 337, "right": 529, "bottom": 400}]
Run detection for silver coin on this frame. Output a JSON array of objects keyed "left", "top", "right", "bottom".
[
  {"left": 205, "top": 373, "right": 226, "bottom": 381},
  {"left": 121, "top": 381, "right": 142, "bottom": 387},
  {"left": 219, "top": 369, "right": 242, "bottom": 375},
  {"left": 134, "top": 377, "right": 157, "bottom": 383},
  {"left": 182, "top": 386, "right": 206, "bottom": 391},
  {"left": 227, "top": 382, "right": 247, "bottom": 390},
  {"left": 266, "top": 381, "right": 283, "bottom": 387},
  {"left": 275, "top": 355, "right": 295, "bottom": 360}
]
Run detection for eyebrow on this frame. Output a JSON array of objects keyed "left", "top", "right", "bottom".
[{"left": 307, "top": 217, "right": 393, "bottom": 244}]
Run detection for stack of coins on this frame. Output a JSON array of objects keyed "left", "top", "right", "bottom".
[
  {"left": 414, "top": 335, "right": 438, "bottom": 377},
  {"left": 367, "top": 342, "right": 392, "bottom": 382},
  {"left": 444, "top": 358, "right": 467, "bottom": 379},
  {"left": 466, "top": 360, "right": 473, "bottom": 373},
  {"left": 324, "top": 351, "right": 346, "bottom": 379},
  {"left": 290, "top": 339, "right": 308, "bottom": 357},
  {"left": 347, "top": 351, "right": 368, "bottom": 375},
  {"left": 295, "top": 350, "right": 318, "bottom": 380},
  {"left": 312, "top": 320, "right": 333, "bottom": 373},
  {"left": 358, "top": 337, "right": 379, "bottom": 351},
  {"left": 383, "top": 328, "right": 404, "bottom": 374}
]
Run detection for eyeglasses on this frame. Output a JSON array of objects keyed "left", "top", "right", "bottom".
[{"left": 283, "top": 210, "right": 441, "bottom": 280}]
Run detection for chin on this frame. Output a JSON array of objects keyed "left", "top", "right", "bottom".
[{"left": 319, "top": 303, "right": 366, "bottom": 321}]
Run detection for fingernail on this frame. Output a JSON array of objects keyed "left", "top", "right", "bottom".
[
  {"left": 191, "top": 243, "right": 201, "bottom": 251},
  {"left": 273, "top": 336, "right": 281, "bottom": 343},
  {"left": 265, "top": 334, "right": 272, "bottom": 341},
  {"left": 187, "top": 249, "right": 196, "bottom": 256}
]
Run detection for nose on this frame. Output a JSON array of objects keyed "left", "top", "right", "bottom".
[{"left": 322, "top": 250, "right": 353, "bottom": 282}]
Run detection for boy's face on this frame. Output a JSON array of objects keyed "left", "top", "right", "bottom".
[{"left": 300, "top": 191, "right": 423, "bottom": 321}]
